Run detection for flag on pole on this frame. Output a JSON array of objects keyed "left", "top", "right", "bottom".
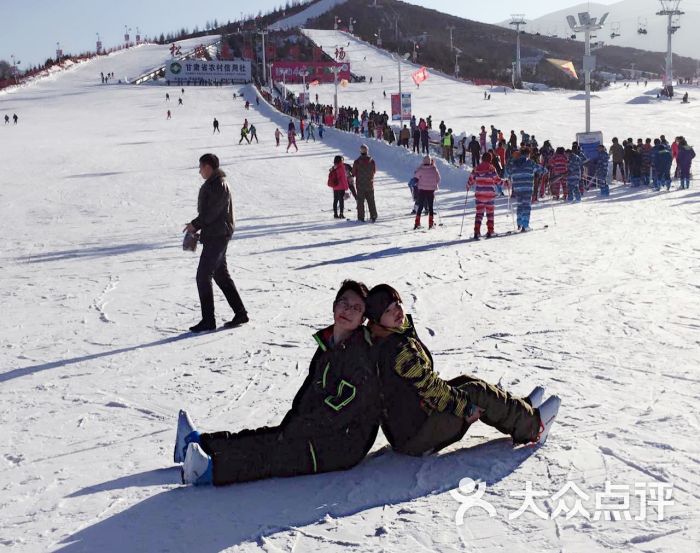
[
  {"left": 546, "top": 58, "right": 578, "bottom": 79},
  {"left": 412, "top": 66, "right": 429, "bottom": 85}
]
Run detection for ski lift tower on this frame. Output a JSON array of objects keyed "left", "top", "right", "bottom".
[
  {"left": 567, "top": 10, "right": 609, "bottom": 132},
  {"left": 509, "top": 14, "right": 526, "bottom": 84},
  {"left": 657, "top": 0, "right": 684, "bottom": 90}
]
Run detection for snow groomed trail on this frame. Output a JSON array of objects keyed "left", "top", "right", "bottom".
[{"left": 0, "top": 35, "right": 698, "bottom": 553}]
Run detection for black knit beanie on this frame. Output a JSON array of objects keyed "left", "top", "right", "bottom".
[{"left": 365, "top": 284, "right": 402, "bottom": 323}]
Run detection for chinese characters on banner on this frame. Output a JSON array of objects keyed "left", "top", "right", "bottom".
[
  {"left": 391, "top": 93, "right": 412, "bottom": 121},
  {"left": 165, "top": 60, "right": 252, "bottom": 82}
]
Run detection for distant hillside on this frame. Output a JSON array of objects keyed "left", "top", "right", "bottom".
[{"left": 302, "top": 0, "right": 699, "bottom": 89}]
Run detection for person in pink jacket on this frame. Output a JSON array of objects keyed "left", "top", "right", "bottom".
[
  {"left": 328, "top": 155, "right": 350, "bottom": 219},
  {"left": 413, "top": 155, "right": 441, "bottom": 230}
]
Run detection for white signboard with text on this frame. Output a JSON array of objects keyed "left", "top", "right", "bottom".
[{"left": 165, "top": 59, "right": 251, "bottom": 82}]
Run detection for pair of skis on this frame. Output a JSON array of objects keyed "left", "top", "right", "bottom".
[{"left": 464, "top": 225, "right": 549, "bottom": 243}]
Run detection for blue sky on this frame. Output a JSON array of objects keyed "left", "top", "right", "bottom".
[{"left": 1, "top": 0, "right": 619, "bottom": 69}]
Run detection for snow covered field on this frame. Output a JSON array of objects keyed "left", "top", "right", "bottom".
[{"left": 1, "top": 32, "right": 699, "bottom": 552}]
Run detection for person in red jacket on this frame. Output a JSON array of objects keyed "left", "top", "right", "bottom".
[
  {"left": 327, "top": 155, "right": 350, "bottom": 219},
  {"left": 547, "top": 147, "right": 569, "bottom": 199},
  {"left": 467, "top": 153, "right": 506, "bottom": 239}
]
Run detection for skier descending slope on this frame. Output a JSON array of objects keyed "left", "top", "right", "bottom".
[{"left": 505, "top": 149, "right": 547, "bottom": 232}]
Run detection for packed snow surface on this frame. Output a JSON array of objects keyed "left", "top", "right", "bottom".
[{"left": 1, "top": 30, "right": 698, "bottom": 553}]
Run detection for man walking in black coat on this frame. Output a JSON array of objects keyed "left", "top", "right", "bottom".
[
  {"left": 468, "top": 136, "right": 481, "bottom": 168},
  {"left": 184, "top": 153, "right": 248, "bottom": 332}
]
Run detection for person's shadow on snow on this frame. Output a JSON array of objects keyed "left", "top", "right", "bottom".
[{"left": 57, "top": 438, "right": 535, "bottom": 552}]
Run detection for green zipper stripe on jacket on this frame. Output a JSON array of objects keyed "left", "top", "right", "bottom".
[
  {"left": 313, "top": 334, "right": 327, "bottom": 352},
  {"left": 308, "top": 441, "right": 318, "bottom": 473}
]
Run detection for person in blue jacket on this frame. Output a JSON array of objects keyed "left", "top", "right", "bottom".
[
  {"left": 593, "top": 144, "right": 610, "bottom": 196},
  {"left": 651, "top": 138, "right": 673, "bottom": 191},
  {"left": 504, "top": 149, "right": 546, "bottom": 231},
  {"left": 566, "top": 145, "right": 587, "bottom": 202}
]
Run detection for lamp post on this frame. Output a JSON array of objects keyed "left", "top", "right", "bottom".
[
  {"left": 267, "top": 62, "right": 274, "bottom": 92},
  {"left": 446, "top": 25, "right": 455, "bottom": 51},
  {"left": 567, "top": 11, "right": 609, "bottom": 132},
  {"left": 300, "top": 70, "right": 308, "bottom": 117},
  {"left": 258, "top": 30, "right": 268, "bottom": 86},
  {"left": 10, "top": 54, "right": 20, "bottom": 83},
  {"left": 330, "top": 65, "right": 341, "bottom": 119}
]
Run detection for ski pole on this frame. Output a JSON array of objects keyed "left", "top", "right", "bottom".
[
  {"left": 458, "top": 188, "right": 470, "bottom": 236},
  {"left": 433, "top": 194, "right": 443, "bottom": 226}
]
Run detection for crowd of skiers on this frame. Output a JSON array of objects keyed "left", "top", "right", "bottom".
[{"left": 169, "top": 87, "right": 694, "bottom": 239}]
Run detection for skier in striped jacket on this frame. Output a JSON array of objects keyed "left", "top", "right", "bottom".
[
  {"left": 566, "top": 145, "right": 587, "bottom": 202},
  {"left": 547, "top": 147, "right": 569, "bottom": 199},
  {"left": 504, "top": 149, "right": 547, "bottom": 231},
  {"left": 467, "top": 153, "right": 506, "bottom": 239}
]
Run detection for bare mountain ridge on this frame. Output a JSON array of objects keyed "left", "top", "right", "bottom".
[{"left": 296, "top": 0, "right": 698, "bottom": 89}]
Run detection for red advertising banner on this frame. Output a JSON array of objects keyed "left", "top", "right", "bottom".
[
  {"left": 391, "top": 94, "right": 400, "bottom": 120},
  {"left": 266, "top": 44, "right": 277, "bottom": 60},
  {"left": 391, "top": 93, "right": 411, "bottom": 121},
  {"left": 243, "top": 46, "right": 254, "bottom": 60},
  {"left": 271, "top": 62, "right": 351, "bottom": 84}
]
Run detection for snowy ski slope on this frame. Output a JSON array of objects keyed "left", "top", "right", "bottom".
[{"left": 0, "top": 31, "right": 698, "bottom": 553}]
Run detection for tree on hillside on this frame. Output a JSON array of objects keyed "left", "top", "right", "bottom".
[{"left": 0, "top": 60, "right": 12, "bottom": 79}]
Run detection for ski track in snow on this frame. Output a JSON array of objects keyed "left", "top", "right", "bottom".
[{"left": 0, "top": 31, "right": 698, "bottom": 553}]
